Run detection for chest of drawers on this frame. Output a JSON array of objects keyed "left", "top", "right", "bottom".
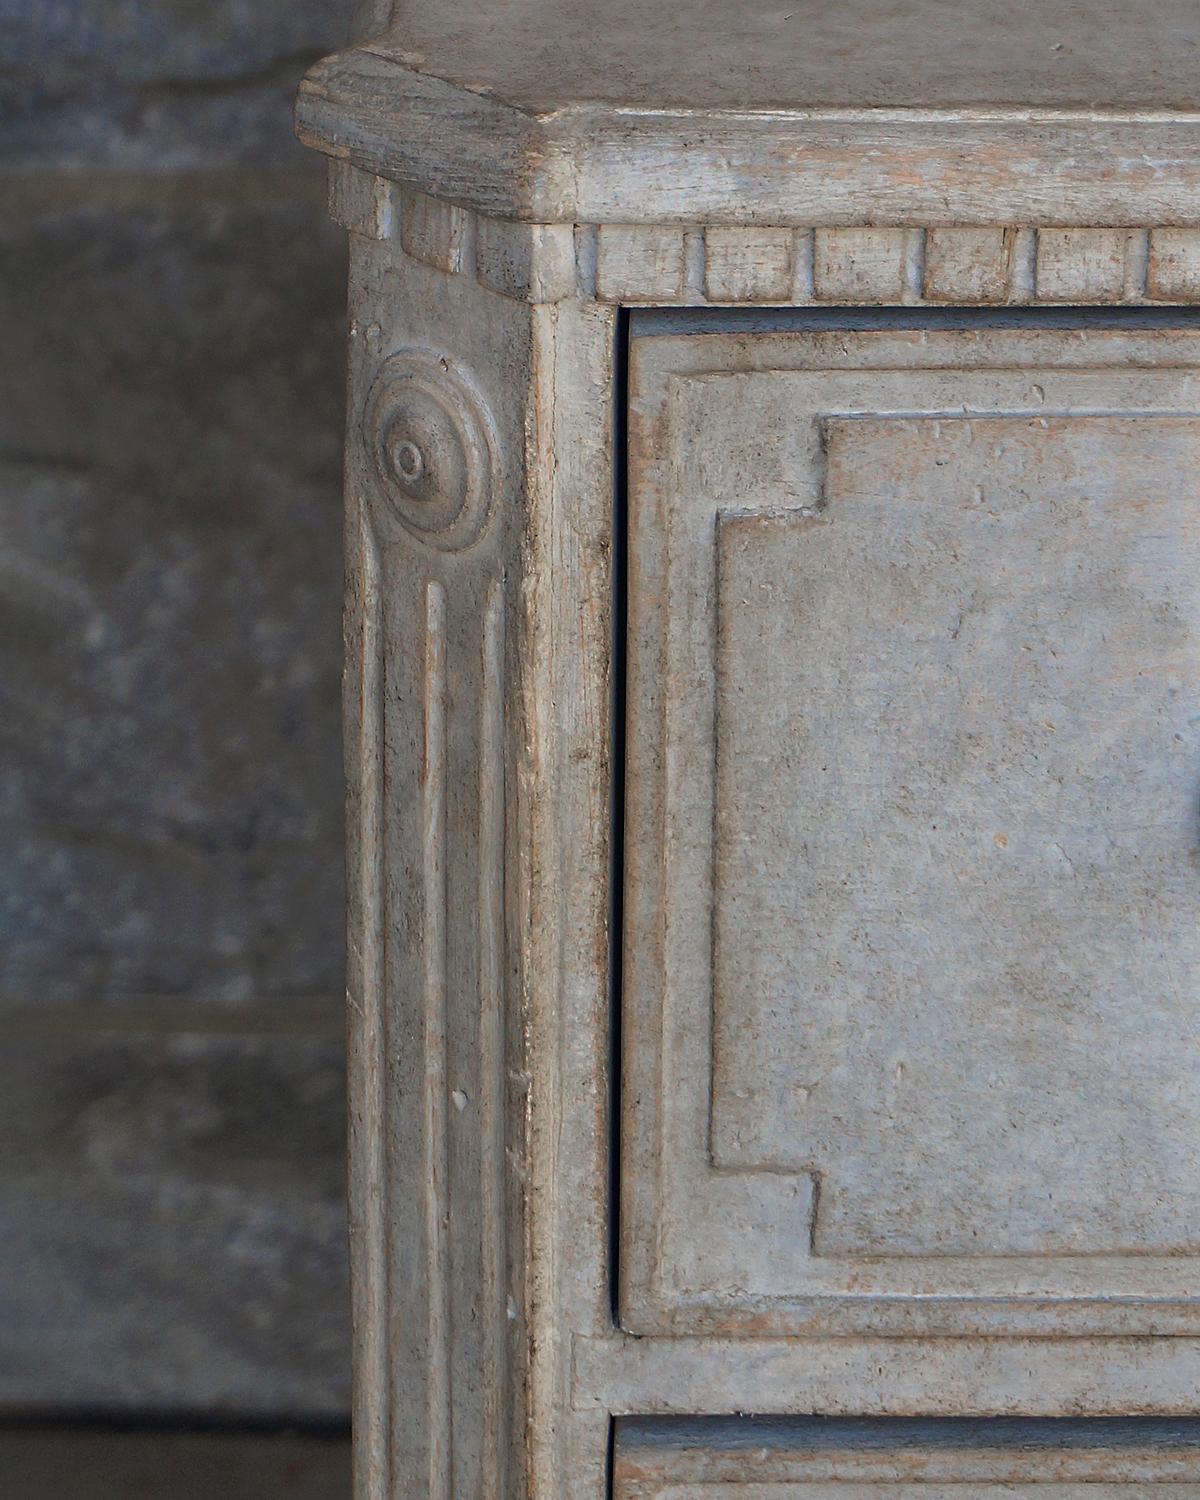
[{"left": 298, "top": 5, "right": 1200, "bottom": 1496}]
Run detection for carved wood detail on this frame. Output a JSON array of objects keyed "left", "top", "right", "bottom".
[
  {"left": 343, "top": 227, "right": 528, "bottom": 1500},
  {"left": 322, "top": 84, "right": 1200, "bottom": 1497},
  {"left": 362, "top": 348, "right": 498, "bottom": 553},
  {"left": 329, "top": 165, "right": 1200, "bottom": 307},
  {"left": 622, "top": 322, "right": 1200, "bottom": 1339}
]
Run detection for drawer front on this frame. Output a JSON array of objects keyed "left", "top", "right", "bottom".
[
  {"left": 620, "top": 317, "right": 1200, "bottom": 1336},
  {"left": 614, "top": 1418, "right": 1200, "bottom": 1499}
]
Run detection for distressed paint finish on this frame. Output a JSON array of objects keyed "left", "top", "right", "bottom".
[
  {"left": 715, "top": 416, "right": 1200, "bottom": 1254},
  {"left": 302, "top": 12, "right": 1200, "bottom": 1500},
  {"left": 334, "top": 180, "right": 620, "bottom": 1500},
  {"left": 1034, "top": 229, "right": 1134, "bottom": 303},
  {"left": 342, "top": 224, "right": 540, "bottom": 1500},
  {"left": 324, "top": 171, "right": 1200, "bottom": 308},
  {"left": 296, "top": 0, "right": 1200, "bottom": 228},
  {"left": 922, "top": 228, "right": 1011, "bottom": 303},
  {"left": 704, "top": 228, "right": 795, "bottom": 303},
  {"left": 595, "top": 226, "right": 687, "bottom": 303},
  {"left": 622, "top": 323, "right": 1200, "bottom": 1337},
  {"left": 1149, "top": 229, "right": 1200, "bottom": 301},
  {"left": 614, "top": 1417, "right": 1200, "bottom": 1496}
]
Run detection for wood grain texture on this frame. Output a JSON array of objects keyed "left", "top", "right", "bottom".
[
  {"left": 420, "top": 576, "right": 451, "bottom": 1500},
  {"left": 520, "top": 296, "right": 620, "bottom": 1500},
  {"left": 328, "top": 158, "right": 401, "bottom": 240},
  {"left": 596, "top": 226, "right": 687, "bottom": 302},
  {"left": 922, "top": 227, "right": 1010, "bottom": 303},
  {"left": 342, "top": 231, "right": 534, "bottom": 1500},
  {"left": 1034, "top": 228, "right": 1135, "bottom": 302},
  {"left": 344, "top": 496, "right": 388, "bottom": 1496},
  {"left": 1149, "top": 229, "right": 1200, "bottom": 300},
  {"left": 600, "top": 225, "right": 1194, "bottom": 305},
  {"left": 400, "top": 186, "right": 472, "bottom": 274},
  {"left": 334, "top": 195, "right": 622, "bottom": 1500},
  {"left": 297, "top": 44, "right": 1200, "bottom": 227},
  {"left": 476, "top": 218, "right": 576, "bottom": 303},
  {"left": 812, "top": 227, "right": 912, "bottom": 302},
  {"left": 578, "top": 1334, "right": 1200, "bottom": 1416},
  {"left": 295, "top": 48, "right": 571, "bottom": 223},
  {"left": 704, "top": 228, "right": 795, "bottom": 303}
]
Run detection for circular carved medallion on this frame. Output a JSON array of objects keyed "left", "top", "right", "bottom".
[{"left": 362, "top": 350, "right": 498, "bottom": 551}]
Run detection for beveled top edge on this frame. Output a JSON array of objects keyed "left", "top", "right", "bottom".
[{"left": 296, "top": 45, "right": 1200, "bottom": 228}]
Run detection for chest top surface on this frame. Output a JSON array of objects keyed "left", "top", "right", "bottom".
[
  {"left": 364, "top": 0, "right": 1200, "bottom": 113},
  {"left": 297, "top": 0, "right": 1200, "bottom": 228}
]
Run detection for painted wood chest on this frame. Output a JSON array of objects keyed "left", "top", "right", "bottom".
[{"left": 297, "top": 3, "right": 1200, "bottom": 1495}]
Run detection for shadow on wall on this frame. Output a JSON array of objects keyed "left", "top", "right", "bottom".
[{"left": 0, "top": 0, "right": 352, "bottom": 1424}]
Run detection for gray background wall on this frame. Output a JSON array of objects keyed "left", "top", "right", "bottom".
[{"left": 1, "top": 0, "right": 352, "bottom": 1419}]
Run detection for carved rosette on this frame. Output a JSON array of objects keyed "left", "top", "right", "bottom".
[{"left": 362, "top": 348, "right": 498, "bottom": 551}]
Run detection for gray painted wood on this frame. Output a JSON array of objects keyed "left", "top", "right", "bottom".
[
  {"left": 357, "top": 0, "right": 1200, "bottom": 113},
  {"left": 296, "top": 2, "right": 1200, "bottom": 226},
  {"left": 622, "top": 322, "right": 1200, "bottom": 1337},
  {"left": 298, "top": 14, "right": 1200, "bottom": 1500},
  {"left": 0, "top": 1427, "right": 349, "bottom": 1498},
  {"left": 614, "top": 1417, "right": 1200, "bottom": 1497},
  {"left": 340, "top": 218, "right": 541, "bottom": 1500},
  {"left": 323, "top": 163, "right": 1200, "bottom": 309},
  {"left": 299, "top": 68, "right": 1200, "bottom": 227}
]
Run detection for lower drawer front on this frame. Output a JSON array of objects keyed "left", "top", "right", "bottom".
[{"left": 614, "top": 1418, "right": 1200, "bottom": 1498}]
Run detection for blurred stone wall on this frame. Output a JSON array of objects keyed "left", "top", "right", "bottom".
[{"left": 0, "top": 1, "right": 352, "bottom": 1418}]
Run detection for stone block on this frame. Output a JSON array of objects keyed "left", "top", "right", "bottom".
[
  {"left": 1, "top": 0, "right": 348, "bottom": 168},
  {"left": 0, "top": 1427, "right": 350, "bottom": 1499},
  {"left": 0, "top": 199, "right": 347, "bottom": 1003},
  {"left": 0, "top": 1022, "right": 349, "bottom": 1416}
]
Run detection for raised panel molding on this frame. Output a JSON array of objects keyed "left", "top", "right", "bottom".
[
  {"left": 622, "top": 323, "right": 1200, "bottom": 1338},
  {"left": 329, "top": 166, "right": 1200, "bottom": 306},
  {"left": 711, "top": 414, "right": 1200, "bottom": 1258}
]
